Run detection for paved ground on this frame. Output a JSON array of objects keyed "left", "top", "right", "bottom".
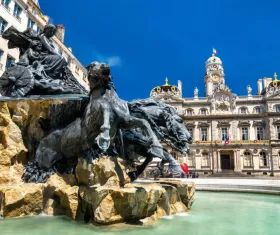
[{"left": 136, "top": 178, "right": 280, "bottom": 195}]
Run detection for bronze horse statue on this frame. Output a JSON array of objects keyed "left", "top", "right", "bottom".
[{"left": 24, "top": 62, "right": 164, "bottom": 182}]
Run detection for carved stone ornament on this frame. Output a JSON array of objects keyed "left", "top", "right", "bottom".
[
  {"left": 253, "top": 120, "right": 266, "bottom": 127},
  {"left": 185, "top": 121, "right": 196, "bottom": 128},
  {"left": 238, "top": 120, "right": 251, "bottom": 127},
  {"left": 196, "top": 149, "right": 200, "bottom": 154},
  {"left": 198, "top": 121, "right": 210, "bottom": 127},
  {"left": 217, "top": 120, "right": 231, "bottom": 127},
  {"left": 253, "top": 149, "right": 258, "bottom": 154},
  {"left": 273, "top": 118, "right": 280, "bottom": 125}
]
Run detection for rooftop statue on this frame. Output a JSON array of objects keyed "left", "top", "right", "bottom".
[{"left": 0, "top": 24, "right": 88, "bottom": 97}]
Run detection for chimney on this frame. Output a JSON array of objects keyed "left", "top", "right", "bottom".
[
  {"left": 178, "top": 80, "right": 182, "bottom": 96},
  {"left": 257, "top": 79, "right": 263, "bottom": 95},
  {"left": 263, "top": 77, "right": 272, "bottom": 88},
  {"left": 56, "top": 24, "right": 65, "bottom": 43}
]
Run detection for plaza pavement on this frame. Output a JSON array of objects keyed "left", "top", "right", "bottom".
[{"left": 135, "top": 178, "right": 280, "bottom": 195}]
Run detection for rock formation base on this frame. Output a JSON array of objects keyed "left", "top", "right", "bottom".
[{"left": 0, "top": 155, "right": 195, "bottom": 225}]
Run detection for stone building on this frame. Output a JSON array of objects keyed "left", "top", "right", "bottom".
[
  {"left": 0, "top": 0, "right": 89, "bottom": 89},
  {"left": 150, "top": 54, "right": 280, "bottom": 176}
]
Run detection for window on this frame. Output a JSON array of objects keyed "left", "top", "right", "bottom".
[
  {"left": 240, "top": 108, "right": 247, "bottom": 114},
  {"left": 243, "top": 151, "right": 252, "bottom": 167},
  {"left": 221, "top": 127, "right": 228, "bottom": 141},
  {"left": 75, "top": 66, "right": 80, "bottom": 73},
  {"left": 13, "top": 3, "right": 22, "bottom": 20},
  {"left": 186, "top": 109, "right": 194, "bottom": 115},
  {"left": 31, "top": 8, "right": 37, "bottom": 16},
  {"left": 260, "top": 151, "right": 268, "bottom": 167},
  {"left": 276, "top": 105, "right": 280, "bottom": 113},
  {"left": 28, "top": 18, "right": 35, "bottom": 29},
  {"left": 277, "top": 126, "right": 280, "bottom": 140},
  {"left": 201, "top": 152, "right": 210, "bottom": 167},
  {"left": 187, "top": 154, "right": 195, "bottom": 167},
  {"left": 242, "top": 127, "right": 249, "bottom": 140},
  {"left": 58, "top": 49, "right": 62, "bottom": 55},
  {"left": 67, "top": 55, "right": 71, "bottom": 64},
  {"left": 200, "top": 109, "right": 207, "bottom": 115},
  {"left": 0, "top": 17, "right": 7, "bottom": 34},
  {"left": 256, "top": 127, "right": 264, "bottom": 140},
  {"left": 201, "top": 128, "right": 207, "bottom": 141},
  {"left": 6, "top": 56, "right": 15, "bottom": 69},
  {"left": 1, "top": 0, "right": 10, "bottom": 10},
  {"left": 255, "top": 107, "right": 262, "bottom": 114}
]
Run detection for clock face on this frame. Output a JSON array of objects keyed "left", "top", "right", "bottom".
[{"left": 212, "top": 74, "right": 220, "bottom": 82}]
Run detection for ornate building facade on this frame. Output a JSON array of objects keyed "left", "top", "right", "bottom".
[
  {"left": 0, "top": 0, "right": 89, "bottom": 89},
  {"left": 150, "top": 54, "right": 280, "bottom": 176}
]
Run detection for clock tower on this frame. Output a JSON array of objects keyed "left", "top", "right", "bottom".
[{"left": 204, "top": 53, "right": 225, "bottom": 96}]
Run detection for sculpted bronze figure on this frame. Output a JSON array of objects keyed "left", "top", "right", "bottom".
[{"left": 0, "top": 24, "right": 87, "bottom": 96}]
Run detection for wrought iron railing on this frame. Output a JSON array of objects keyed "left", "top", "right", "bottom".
[{"left": 194, "top": 140, "right": 270, "bottom": 144}]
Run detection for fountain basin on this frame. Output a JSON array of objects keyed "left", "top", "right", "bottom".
[{"left": 0, "top": 191, "right": 279, "bottom": 234}]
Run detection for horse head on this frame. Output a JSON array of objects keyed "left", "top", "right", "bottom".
[
  {"left": 129, "top": 99, "right": 192, "bottom": 155},
  {"left": 163, "top": 110, "right": 193, "bottom": 155},
  {"left": 86, "top": 61, "right": 112, "bottom": 91}
]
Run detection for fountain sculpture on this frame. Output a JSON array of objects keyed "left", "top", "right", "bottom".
[{"left": 0, "top": 24, "right": 194, "bottom": 225}]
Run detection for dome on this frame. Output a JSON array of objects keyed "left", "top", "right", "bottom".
[
  {"left": 261, "top": 73, "right": 279, "bottom": 95},
  {"left": 206, "top": 54, "right": 222, "bottom": 65},
  {"left": 150, "top": 77, "right": 181, "bottom": 98}
]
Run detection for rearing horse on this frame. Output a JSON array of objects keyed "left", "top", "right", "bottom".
[{"left": 24, "top": 62, "right": 164, "bottom": 182}]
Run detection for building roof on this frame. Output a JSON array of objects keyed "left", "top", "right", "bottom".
[
  {"left": 206, "top": 54, "right": 222, "bottom": 66},
  {"left": 150, "top": 77, "right": 181, "bottom": 98}
]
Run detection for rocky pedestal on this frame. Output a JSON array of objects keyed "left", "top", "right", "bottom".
[
  {"left": 0, "top": 155, "right": 195, "bottom": 224},
  {"left": 0, "top": 97, "right": 195, "bottom": 224}
]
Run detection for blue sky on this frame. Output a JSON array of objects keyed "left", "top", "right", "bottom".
[{"left": 40, "top": 0, "right": 280, "bottom": 101}]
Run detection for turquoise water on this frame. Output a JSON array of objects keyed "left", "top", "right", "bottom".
[{"left": 1, "top": 192, "right": 280, "bottom": 235}]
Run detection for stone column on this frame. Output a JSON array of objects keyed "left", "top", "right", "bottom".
[
  {"left": 217, "top": 150, "right": 222, "bottom": 172},
  {"left": 178, "top": 80, "right": 182, "bottom": 95},
  {"left": 212, "top": 151, "right": 218, "bottom": 173},
  {"left": 234, "top": 150, "right": 237, "bottom": 171},
  {"left": 236, "top": 150, "right": 242, "bottom": 172},
  {"left": 195, "top": 154, "right": 201, "bottom": 170},
  {"left": 257, "top": 79, "right": 263, "bottom": 95},
  {"left": 207, "top": 81, "right": 213, "bottom": 96},
  {"left": 253, "top": 154, "right": 259, "bottom": 170}
]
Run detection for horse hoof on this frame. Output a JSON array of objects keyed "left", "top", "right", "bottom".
[{"left": 128, "top": 171, "right": 138, "bottom": 182}]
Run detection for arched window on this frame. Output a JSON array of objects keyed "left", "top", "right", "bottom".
[
  {"left": 186, "top": 109, "right": 194, "bottom": 116},
  {"left": 201, "top": 152, "right": 210, "bottom": 167},
  {"left": 254, "top": 107, "right": 262, "bottom": 114},
  {"left": 275, "top": 105, "right": 280, "bottom": 113},
  {"left": 200, "top": 109, "right": 208, "bottom": 115},
  {"left": 239, "top": 107, "right": 248, "bottom": 114},
  {"left": 260, "top": 151, "right": 268, "bottom": 167},
  {"left": 243, "top": 151, "right": 252, "bottom": 167}
]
